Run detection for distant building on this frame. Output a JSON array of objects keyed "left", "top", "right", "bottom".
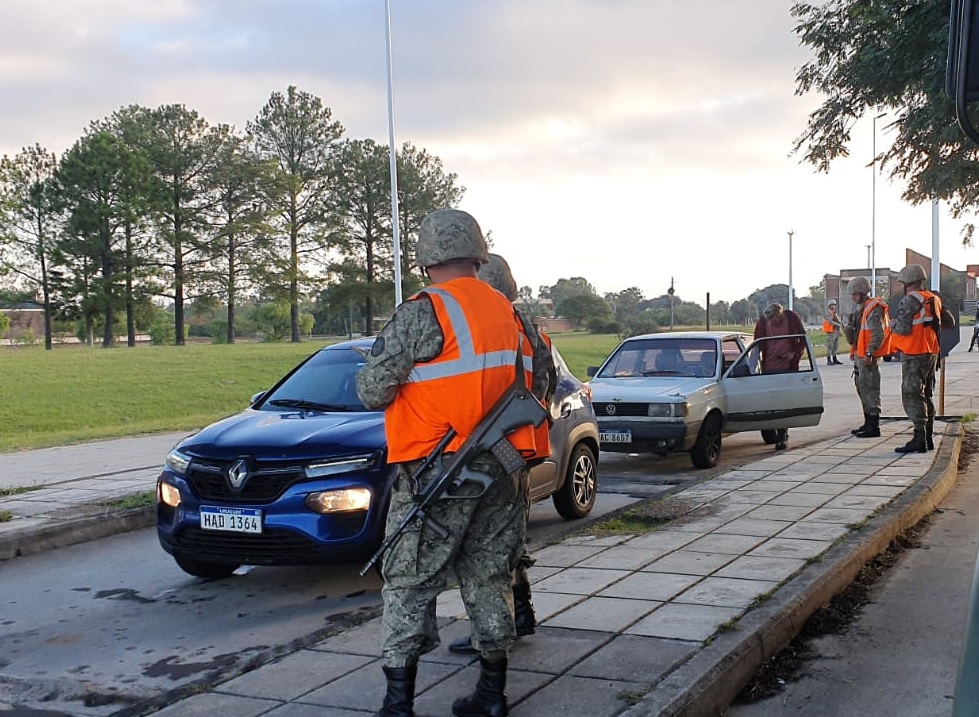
[
  {"left": 824, "top": 249, "right": 975, "bottom": 316},
  {"left": 0, "top": 299, "right": 44, "bottom": 341}
]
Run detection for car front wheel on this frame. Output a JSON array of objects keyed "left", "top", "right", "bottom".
[
  {"left": 761, "top": 429, "right": 779, "bottom": 445},
  {"left": 691, "top": 412, "right": 722, "bottom": 469},
  {"left": 174, "top": 555, "right": 240, "bottom": 580},
  {"left": 552, "top": 443, "right": 598, "bottom": 520}
]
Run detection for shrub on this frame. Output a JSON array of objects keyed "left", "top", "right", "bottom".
[{"left": 148, "top": 315, "right": 176, "bottom": 346}]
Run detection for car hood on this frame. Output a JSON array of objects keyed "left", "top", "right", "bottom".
[
  {"left": 588, "top": 376, "right": 713, "bottom": 401},
  {"left": 177, "top": 408, "right": 387, "bottom": 461}
]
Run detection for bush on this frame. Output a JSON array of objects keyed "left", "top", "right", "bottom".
[
  {"left": 148, "top": 315, "right": 176, "bottom": 346},
  {"left": 625, "top": 318, "right": 659, "bottom": 337},
  {"left": 588, "top": 319, "right": 623, "bottom": 334}
]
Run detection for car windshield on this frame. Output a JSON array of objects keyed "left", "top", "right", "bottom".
[
  {"left": 597, "top": 338, "right": 718, "bottom": 378},
  {"left": 260, "top": 345, "right": 371, "bottom": 412}
]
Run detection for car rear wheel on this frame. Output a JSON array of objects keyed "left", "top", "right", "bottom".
[
  {"left": 174, "top": 555, "right": 240, "bottom": 580},
  {"left": 761, "top": 429, "right": 779, "bottom": 445},
  {"left": 691, "top": 412, "right": 722, "bottom": 469},
  {"left": 552, "top": 443, "right": 597, "bottom": 520}
]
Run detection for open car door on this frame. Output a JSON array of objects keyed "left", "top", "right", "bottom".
[{"left": 721, "top": 334, "right": 824, "bottom": 432}]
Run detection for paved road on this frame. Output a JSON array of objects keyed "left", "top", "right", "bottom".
[
  {"left": 0, "top": 493, "right": 636, "bottom": 707},
  {"left": 725, "top": 439, "right": 979, "bottom": 717}
]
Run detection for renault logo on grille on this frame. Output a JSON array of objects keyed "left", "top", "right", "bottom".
[
  {"left": 605, "top": 404, "right": 617, "bottom": 416},
  {"left": 227, "top": 459, "right": 250, "bottom": 490}
]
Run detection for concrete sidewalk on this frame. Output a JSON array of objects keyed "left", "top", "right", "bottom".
[{"left": 119, "top": 420, "right": 960, "bottom": 717}]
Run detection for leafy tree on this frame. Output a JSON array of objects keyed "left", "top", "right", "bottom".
[
  {"left": 792, "top": 0, "right": 979, "bottom": 243},
  {"left": 709, "top": 300, "right": 731, "bottom": 325},
  {"left": 248, "top": 86, "right": 345, "bottom": 342},
  {"left": 558, "top": 293, "right": 611, "bottom": 328},
  {"left": 548, "top": 277, "right": 597, "bottom": 309},
  {"left": 205, "top": 135, "right": 276, "bottom": 343},
  {"left": 0, "top": 144, "right": 61, "bottom": 349},
  {"left": 0, "top": 311, "right": 9, "bottom": 337},
  {"left": 394, "top": 142, "right": 465, "bottom": 283},
  {"left": 137, "top": 104, "right": 234, "bottom": 345},
  {"left": 253, "top": 300, "right": 292, "bottom": 341},
  {"left": 604, "top": 286, "right": 645, "bottom": 321},
  {"left": 54, "top": 131, "right": 144, "bottom": 347}
]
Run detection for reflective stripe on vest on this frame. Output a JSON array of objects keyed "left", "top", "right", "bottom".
[
  {"left": 856, "top": 297, "right": 892, "bottom": 357},
  {"left": 891, "top": 290, "right": 940, "bottom": 355},
  {"left": 408, "top": 288, "right": 533, "bottom": 382}
]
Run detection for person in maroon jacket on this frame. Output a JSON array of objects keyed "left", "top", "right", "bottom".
[{"left": 753, "top": 302, "right": 807, "bottom": 450}]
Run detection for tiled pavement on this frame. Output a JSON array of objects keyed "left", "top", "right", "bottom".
[{"left": 134, "top": 420, "right": 958, "bottom": 717}]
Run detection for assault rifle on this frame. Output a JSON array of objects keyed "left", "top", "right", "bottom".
[{"left": 360, "top": 356, "right": 548, "bottom": 577}]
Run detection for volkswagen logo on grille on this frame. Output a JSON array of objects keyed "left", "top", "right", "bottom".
[
  {"left": 605, "top": 403, "right": 617, "bottom": 416},
  {"left": 226, "top": 459, "right": 250, "bottom": 491}
]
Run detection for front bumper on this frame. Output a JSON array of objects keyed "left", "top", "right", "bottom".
[{"left": 596, "top": 418, "right": 691, "bottom": 454}]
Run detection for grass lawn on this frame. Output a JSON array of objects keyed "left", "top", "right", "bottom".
[
  {"left": 2, "top": 341, "right": 325, "bottom": 452},
  {"left": 2, "top": 325, "right": 846, "bottom": 453}
]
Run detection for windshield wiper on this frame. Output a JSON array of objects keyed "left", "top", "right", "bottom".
[
  {"left": 268, "top": 398, "right": 351, "bottom": 412},
  {"left": 642, "top": 370, "right": 684, "bottom": 376}
]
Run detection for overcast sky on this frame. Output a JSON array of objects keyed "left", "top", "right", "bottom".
[{"left": 1, "top": 0, "right": 972, "bottom": 306}]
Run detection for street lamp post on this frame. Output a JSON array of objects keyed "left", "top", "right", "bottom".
[
  {"left": 871, "top": 111, "right": 885, "bottom": 297},
  {"left": 787, "top": 230, "right": 794, "bottom": 311},
  {"left": 384, "top": 0, "right": 403, "bottom": 306},
  {"left": 866, "top": 244, "right": 871, "bottom": 268}
]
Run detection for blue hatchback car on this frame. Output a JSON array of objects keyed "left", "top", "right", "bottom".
[{"left": 156, "top": 338, "right": 599, "bottom": 578}]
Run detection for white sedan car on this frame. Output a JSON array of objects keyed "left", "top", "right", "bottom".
[{"left": 586, "top": 331, "right": 824, "bottom": 469}]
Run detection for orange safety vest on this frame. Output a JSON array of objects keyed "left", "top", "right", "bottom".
[
  {"left": 890, "top": 290, "right": 941, "bottom": 356},
  {"left": 532, "top": 329, "right": 553, "bottom": 461},
  {"left": 855, "top": 297, "right": 892, "bottom": 358},
  {"left": 822, "top": 319, "right": 834, "bottom": 333},
  {"left": 385, "top": 277, "right": 538, "bottom": 464}
]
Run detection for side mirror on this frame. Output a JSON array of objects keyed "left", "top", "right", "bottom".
[
  {"left": 250, "top": 391, "right": 266, "bottom": 405},
  {"left": 586, "top": 366, "right": 598, "bottom": 377}
]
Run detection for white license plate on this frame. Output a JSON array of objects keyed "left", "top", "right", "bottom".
[
  {"left": 200, "top": 506, "right": 263, "bottom": 534},
  {"left": 600, "top": 431, "right": 632, "bottom": 444}
]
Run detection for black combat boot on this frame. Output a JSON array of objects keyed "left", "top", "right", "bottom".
[
  {"left": 851, "top": 413, "right": 870, "bottom": 435},
  {"left": 512, "top": 576, "right": 537, "bottom": 637},
  {"left": 926, "top": 419, "right": 935, "bottom": 451},
  {"left": 378, "top": 664, "right": 417, "bottom": 717},
  {"left": 448, "top": 635, "right": 478, "bottom": 656},
  {"left": 895, "top": 428, "right": 927, "bottom": 454},
  {"left": 452, "top": 656, "right": 508, "bottom": 717},
  {"left": 854, "top": 414, "right": 880, "bottom": 438}
]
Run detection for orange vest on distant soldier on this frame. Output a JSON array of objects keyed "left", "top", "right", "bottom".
[
  {"left": 890, "top": 290, "right": 940, "bottom": 356},
  {"left": 384, "top": 277, "right": 538, "bottom": 464},
  {"left": 856, "top": 297, "right": 892, "bottom": 358}
]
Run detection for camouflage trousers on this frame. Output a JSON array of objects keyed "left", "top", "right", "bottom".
[
  {"left": 853, "top": 357, "right": 881, "bottom": 416},
  {"left": 826, "top": 332, "right": 840, "bottom": 359},
  {"left": 380, "top": 456, "right": 527, "bottom": 667},
  {"left": 900, "top": 353, "right": 938, "bottom": 429}
]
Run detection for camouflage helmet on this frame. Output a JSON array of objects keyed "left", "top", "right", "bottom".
[
  {"left": 897, "top": 264, "right": 928, "bottom": 285},
  {"left": 827, "top": 299, "right": 838, "bottom": 307},
  {"left": 849, "top": 276, "right": 872, "bottom": 295},
  {"left": 478, "top": 253, "right": 518, "bottom": 301},
  {"left": 415, "top": 209, "right": 489, "bottom": 269}
]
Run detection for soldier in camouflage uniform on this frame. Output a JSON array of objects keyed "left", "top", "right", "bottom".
[
  {"left": 356, "top": 210, "right": 551, "bottom": 717},
  {"left": 890, "top": 264, "right": 941, "bottom": 453},
  {"left": 448, "top": 253, "right": 557, "bottom": 657},
  {"left": 844, "top": 277, "right": 890, "bottom": 438}
]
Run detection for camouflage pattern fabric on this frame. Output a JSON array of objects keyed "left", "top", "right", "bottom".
[
  {"left": 379, "top": 455, "right": 527, "bottom": 667},
  {"left": 853, "top": 357, "right": 882, "bottom": 416},
  {"left": 901, "top": 353, "right": 937, "bottom": 429},
  {"left": 826, "top": 331, "right": 840, "bottom": 360},
  {"left": 891, "top": 292, "right": 923, "bottom": 338}
]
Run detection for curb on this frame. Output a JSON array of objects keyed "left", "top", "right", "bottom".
[
  {"left": 621, "top": 424, "right": 964, "bottom": 717},
  {"left": 0, "top": 504, "right": 156, "bottom": 561}
]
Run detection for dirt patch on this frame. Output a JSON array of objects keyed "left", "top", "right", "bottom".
[
  {"left": 585, "top": 496, "right": 714, "bottom": 536},
  {"left": 733, "top": 519, "right": 929, "bottom": 704}
]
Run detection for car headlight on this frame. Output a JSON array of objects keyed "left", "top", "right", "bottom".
[
  {"left": 305, "top": 488, "right": 372, "bottom": 514},
  {"left": 647, "top": 403, "right": 688, "bottom": 417},
  {"left": 164, "top": 449, "right": 191, "bottom": 476},
  {"left": 304, "top": 453, "right": 376, "bottom": 478},
  {"left": 158, "top": 481, "right": 181, "bottom": 507}
]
